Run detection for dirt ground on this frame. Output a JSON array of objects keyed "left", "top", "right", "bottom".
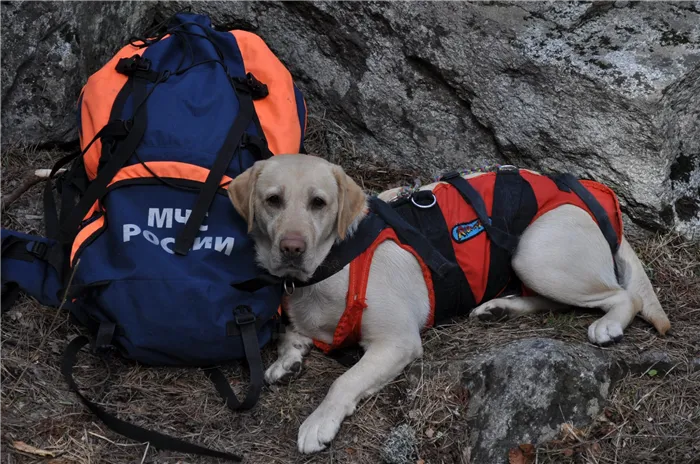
[{"left": 1, "top": 115, "right": 699, "bottom": 464}]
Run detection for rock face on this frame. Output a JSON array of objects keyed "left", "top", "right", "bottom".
[
  {"left": 2, "top": 1, "right": 699, "bottom": 236},
  {"left": 0, "top": 1, "right": 154, "bottom": 145},
  {"left": 461, "top": 338, "right": 614, "bottom": 464}
]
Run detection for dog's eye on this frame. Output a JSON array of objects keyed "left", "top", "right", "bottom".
[
  {"left": 266, "top": 195, "right": 281, "bottom": 207},
  {"left": 311, "top": 197, "right": 326, "bottom": 209}
]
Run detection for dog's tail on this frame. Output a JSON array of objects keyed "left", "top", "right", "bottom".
[{"left": 615, "top": 236, "right": 671, "bottom": 335}]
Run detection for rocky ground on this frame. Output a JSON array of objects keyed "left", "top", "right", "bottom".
[{"left": 1, "top": 114, "right": 699, "bottom": 464}]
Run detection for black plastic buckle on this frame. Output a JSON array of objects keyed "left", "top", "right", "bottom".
[
  {"left": 234, "top": 305, "right": 256, "bottom": 325},
  {"left": 116, "top": 55, "right": 151, "bottom": 74},
  {"left": 439, "top": 171, "right": 462, "bottom": 181},
  {"left": 28, "top": 241, "right": 48, "bottom": 259},
  {"left": 232, "top": 73, "right": 269, "bottom": 100}
]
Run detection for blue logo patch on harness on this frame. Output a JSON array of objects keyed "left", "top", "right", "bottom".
[{"left": 452, "top": 219, "right": 485, "bottom": 243}]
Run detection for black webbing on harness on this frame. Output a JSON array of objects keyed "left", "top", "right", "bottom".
[
  {"left": 173, "top": 74, "right": 270, "bottom": 256},
  {"left": 61, "top": 336, "right": 242, "bottom": 462},
  {"left": 482, "top": 168, "right": 538, "bottom": 302},
  {"left": 441, "top": 171, "right": 521, "bottom": 254},
  {"left": 549, "top": 173, "right": 620, "bottom": 255},
  {"left": 390, "top": 192, "right": 477, "bottom": 322}
]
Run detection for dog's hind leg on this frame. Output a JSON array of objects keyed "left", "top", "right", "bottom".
[
  {"left": 615, "top": 236, "right": 670, "bottom": 335},
  {"left": 470, "top": 295, "right": 569, "bottom": 321},
  {"left": 511, "top": 204, "right": 643, "bottom": 346}
]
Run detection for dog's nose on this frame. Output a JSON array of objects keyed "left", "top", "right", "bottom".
[{"left": 280, "top": 234, "right": 306, "bottom": 257}]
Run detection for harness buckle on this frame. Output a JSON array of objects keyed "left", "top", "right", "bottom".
[
  {"left": 498, "top": 164, "right": 518, "bottom": 172},
  {"left": 439, "top": 171, "right": 462, "bottom": 181}
]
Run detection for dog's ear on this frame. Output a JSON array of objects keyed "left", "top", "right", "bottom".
[
  {"left": 332, "top": 165, "right": 366, "bottom": 240},
  {"left": 228, "top": 162, "right": 263, "bottom": 233}
]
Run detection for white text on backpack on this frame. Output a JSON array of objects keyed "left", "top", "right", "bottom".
[{"left": 122, "top": 208, "right": 235, "bottom": 256}]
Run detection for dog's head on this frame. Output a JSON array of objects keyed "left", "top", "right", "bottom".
[{"left": 227, "top": 154, "right": 367, "bottom": 281}]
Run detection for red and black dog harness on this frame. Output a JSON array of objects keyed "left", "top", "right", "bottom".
[{"left": 235, "top": 167, "right": 624, "bottom": 356}]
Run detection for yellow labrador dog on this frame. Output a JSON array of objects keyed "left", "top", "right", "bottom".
[{"left": 227, "top": 153, "right": 670, "bottom": 454}]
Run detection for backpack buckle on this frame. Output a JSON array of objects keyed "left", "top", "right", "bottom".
[
  {"left": 28, "top": 241, "right": 48, "bottom": 259},
  {"left": 116, "top": 55, "right": 151, "bottom": 74},
  {"left": 232, "top": 73, "right": 269, "bottom": 100},
  {"left": 234, "top": 305, "right": 256, "bottom": 325}
]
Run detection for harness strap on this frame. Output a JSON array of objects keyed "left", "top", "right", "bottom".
[
  {"left": 314, "top": 251, "right": 372, "bottom": 354},
  {"left": 482, "top": 168, "right": 538, "bottom": 302},
  {"left": 550, "top": 173, "right": 620, "bottom": 255},
  {"left": 368, "top": 197, "right": 459, "bottom": 278},
  {"left": 61, "top": 336, "right": 242, "bottom": 462},
  {"left": 441, "top": 172, "right": 520, "bottom": 253},
  {"left": 391, "top": 192, "right": 476, "bottom": 323}
]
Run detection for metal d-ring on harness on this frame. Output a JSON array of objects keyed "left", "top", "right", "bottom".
[{"left": 410, "top": 189, "right": 437, "bottom": 209}]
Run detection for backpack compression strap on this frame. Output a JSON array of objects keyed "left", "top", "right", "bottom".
[
  {"left": 59, "top": 67, "right": 151, "bottom": 245},
  {"left": 62, "top": 336, "right": 243, "bottom": 462},
  {"left": 173, "top": 74, "right": 271, "bottom": 256}
]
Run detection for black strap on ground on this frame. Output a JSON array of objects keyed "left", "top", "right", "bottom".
[
  {"left": 61, "top": 336, "right": 242, "bottom": 462},
  {"left": 482, "top": 168, "right": 538, "bottom": 302},
  {"left": 1, "top": 282, "right": 21, "bottom": 313},
  {"left": 59, "top": 77, "right": 148, "bottom": 244},
  {"left": 173, "top": 80, "right": 257, "bottom": 256},
  {"left": 551, "top": 173, "right": 620, "bottom": 255},
  {"left": 442, "top": 172, "right": 520, "bottom": 253},
  {"left": 204, "top": 306, "right": 264, "bottom": 410}
]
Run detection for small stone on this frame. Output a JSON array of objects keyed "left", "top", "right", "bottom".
[{"left": 381, "top": 424, "right": 417, "bottom": 464}]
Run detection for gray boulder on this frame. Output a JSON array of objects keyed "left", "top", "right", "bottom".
[
  {"left": 2, "top": 1, "right": 699, "bottom": 236},
  {"left": 161, "top": 0, "right": 700, "bottom": 236},
  {"left": 0, "top": 1, "right": 154, "bottom": 145},
  {"left": 461, "top": 338, "right": 615, "bottom": 464}
]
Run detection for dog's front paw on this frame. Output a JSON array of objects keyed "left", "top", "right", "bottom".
[
  {"left": 470, "top": 301, "right": 509, "bottom": 322},
  {"left": 264, "top": 357, "right": 303, "bottom": 385},
  {"left": 297, "top": 402, "right": 348, "bottom": 454},
  {"left": 588, "top": 318, "right": 623, "bottom": 346}
]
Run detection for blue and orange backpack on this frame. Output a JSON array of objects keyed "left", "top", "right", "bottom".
[{"left": 1, "top": 11, "right": 306, "bottom": 461}]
